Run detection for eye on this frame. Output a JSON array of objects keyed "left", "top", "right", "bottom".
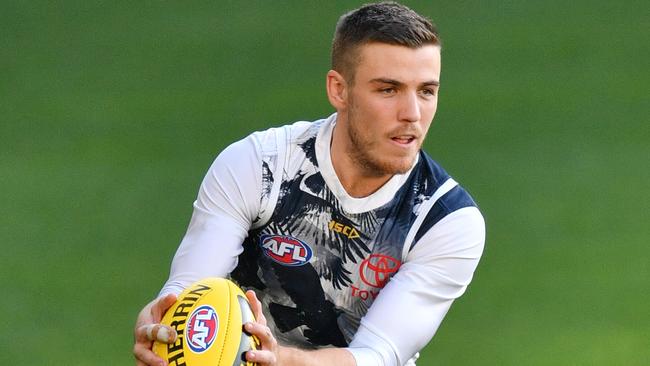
[
  {"left": 420, "top": 88, "right": 436, "bottom": 97},
  {"left": 379, "top": 87, "right": 396, "bottom": 95}
]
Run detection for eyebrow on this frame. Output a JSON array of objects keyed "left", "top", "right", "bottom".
[{"left": 369, "top": 78, "right": 440, "bottom": 87}]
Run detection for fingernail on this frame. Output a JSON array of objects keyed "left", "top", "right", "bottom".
[
  {"left": 245, "top": 323, "right": 253, "bottom": 330},
  {"left": 248, "top": 351, "right": 256, "bottom": 360}
]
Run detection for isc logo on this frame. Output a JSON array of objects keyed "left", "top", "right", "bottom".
[
  {"left": 186, "top": 305, "right": 219, "bottom": 353},
  {"left": 328, "top": 220, "right": 360, "bottom": 239},
  {"left": 260, "top": 234, "right": 313, "bottom": 266}
]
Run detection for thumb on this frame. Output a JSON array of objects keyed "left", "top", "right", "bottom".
[{"left": 245, "top": 290, "right": 266, "bottom": 326}]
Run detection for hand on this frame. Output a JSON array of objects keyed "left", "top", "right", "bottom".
[
  {"left": 133, "top": 293, "right": 178, "bottom": 366},
  {"left": 244, "top": 290, "right": 280, "bottom": 365}
]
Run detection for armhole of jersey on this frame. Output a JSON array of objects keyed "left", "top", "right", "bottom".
[
  {"left": 251, "top": 127, "right": 287, "bottom": 229},
  {"left": 400, "top": 178, "right": 458, "bottom": 261}
]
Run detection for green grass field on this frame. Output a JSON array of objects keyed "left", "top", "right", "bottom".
[{"left": 1, "top": 1, "right": 648, "bottom": 364}]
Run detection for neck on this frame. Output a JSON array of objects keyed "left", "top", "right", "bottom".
[
  {"left": 336, "top": 169, "right": 393, "bottom": 198},
  {"left": 330, "top": 120, "right": 393, "bottom": 198}
]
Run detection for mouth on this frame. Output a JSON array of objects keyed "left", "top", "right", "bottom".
[{"left": 390, "top": 135, "right": 417, "bottom": 146}]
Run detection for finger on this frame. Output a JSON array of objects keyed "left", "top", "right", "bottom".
[
  {"left": 151, "top": 293, "right": 177, "bottom": 322},
  {"left": 246, "top": 349, "right": 276, "bottom": 364},
  {"left": 134, "top": 342, "right": 167, "bottom": 366},
  {"left": 136, "top": 324, "right": 177, "bottom": 343},
  {"left": 245, "top": 290, "right": 266, "bottom": 325},
  {"left": 244, "top": 322, "right": 276, "bottom": 349}
]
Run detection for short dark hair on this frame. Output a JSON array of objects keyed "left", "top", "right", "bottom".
[{"left": 332, "top": 2, "right": 440, "bottom": 83}]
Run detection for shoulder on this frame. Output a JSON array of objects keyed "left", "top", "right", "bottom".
[
  {"left": 410, "top": 152, "right": 483, "bottom": 248},
  {"left": 216, "top": 116, "right": 328, "bottom": 175},
  {"left": 229, "top": 116, "right": 332, "bottom": 227},
  {"left": 248, "top": 117, "right": 328, "bottom": 155}
]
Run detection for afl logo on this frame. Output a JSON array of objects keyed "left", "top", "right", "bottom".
[
  {"left": 360, "top": 254, "right": 401, "bottom": 288},
  {"left": 186, "top": 305, "right": 219, "bottom": 353},
  {"left": 260, "top": 234, "right": 313, "bottom": 266}
]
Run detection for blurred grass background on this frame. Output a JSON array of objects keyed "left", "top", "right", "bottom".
[{"left": 1, "top": 1, "right": 648, "bottom": 364}]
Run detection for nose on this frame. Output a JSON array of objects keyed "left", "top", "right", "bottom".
[{"left": 398, "top": 91, "right": 421, "bottom": 123}]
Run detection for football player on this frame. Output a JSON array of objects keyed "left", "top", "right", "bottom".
[{"left": 134, "top": 2, "right": 485, "bottom": 365}]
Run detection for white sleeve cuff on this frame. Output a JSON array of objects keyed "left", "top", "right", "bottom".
[
  {"left": 347, "top": 322, "right": 401, "bottom": 366},
  {"left": 346, "top": 347, "right": 384, "bottom": 366}
]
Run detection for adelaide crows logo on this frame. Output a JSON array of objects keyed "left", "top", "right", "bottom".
[{"left": 260, "top": 234, "right": 313, "bottom": 266}]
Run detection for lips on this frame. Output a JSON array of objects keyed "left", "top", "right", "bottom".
[{"left": 391, "top": 135, "right": 417, "bottom": 145}]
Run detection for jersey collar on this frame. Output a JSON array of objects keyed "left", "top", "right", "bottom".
[{"left": 315, "top": 113, "right": 418, "bottom": 214}]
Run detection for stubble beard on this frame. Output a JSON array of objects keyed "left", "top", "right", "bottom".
[{"left": 346, "top": 106, "right": 417, "bottom": 177}]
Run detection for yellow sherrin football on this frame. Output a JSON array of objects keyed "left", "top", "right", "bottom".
[{"left": 154, "top": 278, "right": 260, "bottom": 366}]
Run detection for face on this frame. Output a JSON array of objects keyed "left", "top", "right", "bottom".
[{"left": 336, "top": 43, "right": 441, "bottom": 176}]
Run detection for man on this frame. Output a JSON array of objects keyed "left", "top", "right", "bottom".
[{"left": 134, "top": 2, "right": 485, "bottom": 366}]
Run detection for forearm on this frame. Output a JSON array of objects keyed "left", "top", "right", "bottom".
[{"left": 278, "top": 345, "right": 356, "bottom": 366}]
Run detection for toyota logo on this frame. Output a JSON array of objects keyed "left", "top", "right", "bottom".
[{"left": 360, "top": 254, "right": 401, "bottom": 288}]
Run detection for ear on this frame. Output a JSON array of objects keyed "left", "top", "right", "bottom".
[{"left": 326, "top": 70, "right": 348, "bottom": 111}]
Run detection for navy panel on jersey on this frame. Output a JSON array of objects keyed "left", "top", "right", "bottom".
[{"left": 411, "top": 186, "right": 477, "bottom": 249}]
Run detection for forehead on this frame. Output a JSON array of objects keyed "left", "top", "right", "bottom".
[{"left": 354, "top": 43, "right": 441, "bottom": 83}]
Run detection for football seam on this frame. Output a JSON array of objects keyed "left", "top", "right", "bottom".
[{"left": 216, "top": 283, "right": 232, "bottom": 366}]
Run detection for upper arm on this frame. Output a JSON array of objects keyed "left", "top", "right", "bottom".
[
  {"left": 159, "top": 136, "right": 264, "bottom": 295},
  {"left": 196, "top": 136, "right": 263, "bottom": 226},
  {"left": 348, "top": 207, "right": 485, "bottom": 365}
]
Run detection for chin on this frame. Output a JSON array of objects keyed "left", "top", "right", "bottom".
[
  {"left": 390, "top": 163, "right": 414, "bottom": 175},
  {"left": 354, "top": 146, "right": 418, "bottom": 176},
  {"left": 376, "top": 156, "right": 417, "bottom": 175}
]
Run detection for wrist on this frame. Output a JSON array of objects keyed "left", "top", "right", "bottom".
[
  {"left": 276, "top": 344, "right": 294, "bottom": 365},
  {"left": 273, "top": 345, "right": 356, "bottom": 366}
]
